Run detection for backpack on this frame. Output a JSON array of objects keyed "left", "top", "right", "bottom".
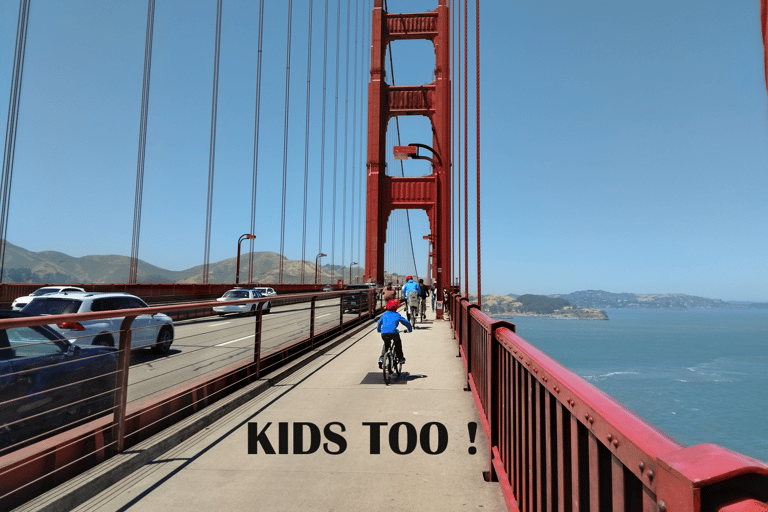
[{"left": 407, "top": 289, "right": 419, "bottom": 307}]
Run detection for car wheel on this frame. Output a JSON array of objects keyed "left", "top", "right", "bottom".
[
  {"left": 152, "top": 327, "right": 173, "bottom": 354},
  {"left": 264, "top": 301, "right": 271, "bottom": 314},
  {"left": 93, "top": 334, "right": 114, "bottom": 347}
]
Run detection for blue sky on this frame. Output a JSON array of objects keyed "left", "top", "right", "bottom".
[{"left": 1, "top": 0, "right": 767, "bottom": 302}]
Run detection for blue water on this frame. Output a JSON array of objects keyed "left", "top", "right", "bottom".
[{"left": 499, "top": 309, "right": 768, "bottom": 463}]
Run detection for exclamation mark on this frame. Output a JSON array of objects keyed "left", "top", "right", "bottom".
[{"left": 467, "top": 422, "right": 477, "bottom": 455}]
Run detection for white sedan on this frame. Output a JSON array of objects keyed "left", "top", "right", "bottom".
[{"left": 213, "top": 289, "right": 271, "bottom": 315}]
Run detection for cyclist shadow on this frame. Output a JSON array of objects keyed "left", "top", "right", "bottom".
[
  {"left": 399, "top": 372, "right": 428, "bottom": 381},
  {"left": 360, "top": 372, "right": 428, "bottom": 384}
]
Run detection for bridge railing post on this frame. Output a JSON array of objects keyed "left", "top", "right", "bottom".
[
  {"left": 253, "top": 301, "right": 264, "bottom": 379},
  {"left": 113, "top": 314, "right": 137, "bottom": 454},
  {"left": 310, "top": 296, "right": 317, "bottom": 350}
]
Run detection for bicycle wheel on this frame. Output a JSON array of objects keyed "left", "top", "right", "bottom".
[
  {"left": 410, "top": 306, "right": 418, "bottom": 326},
  {"left": 382, "top": 353, "right": 392, "bottom": 385}
]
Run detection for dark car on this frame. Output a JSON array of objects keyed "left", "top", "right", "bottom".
[
  {"left": 0, "top": 311, "right": 117, "bottom": 454},
  {"left": 342, "top": 284, "right": 374, "bottom": 313}
]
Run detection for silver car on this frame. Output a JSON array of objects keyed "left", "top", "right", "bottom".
[
  {"left": 213, "top": 289, "right": 272, "bottom": 315},
  {"left": 21, "top": 292, "right": 174, "bottom": 353}
]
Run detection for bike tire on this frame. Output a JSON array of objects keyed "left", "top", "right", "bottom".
[{"left": 383, "top": 353, "right": 392, "bottom": 385}]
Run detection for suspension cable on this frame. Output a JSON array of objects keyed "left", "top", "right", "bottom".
[
  {"left": 463, "top": 0, "right": 469, "bottom": 298},
  {"left": 301, "top": 0, "right": 314, "bottom": 284},
  {"left": 475, "top": 0, "right": 481, "bottom": 307},
  {"left": 249, "top": 0, "right": 266, "bottom": 285},
  {"left": 349, "top": 0, "right": 359, "bottom": 283},
  {"left": 341, "top": 0, "right": 351, "bottom": 281},
  {"left": 278, "top": 0, "right": 294, "bottom": 284},
  {"left": 202, "top": 0, "right": 223, "bottom": 285},
  {"left": 318, "top": 0, "right": 329, "bottom": 273},
  {"left": 130, "top": 0, "right": 156, "bottom": 284},
  {"left": 383, "top": 5, "right": 419, "bottom": 279},
  {"left": 331, "top": 0, "right": 341, "bottom": 284},
  {"left": 0, "top": 0, "right": 31, "bottom": 283}
]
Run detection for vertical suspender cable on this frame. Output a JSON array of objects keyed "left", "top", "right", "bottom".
[
  {"left": 0, "top": 0, "right": 30, "bottom": 283},
  {"left": 249, "top": 0, "right": 266, "bottom": 285},
  {"left": 278, "top": 0, "right": 294, "bottom": 284},
  {"left": 456, "top": 0, "right": 462, "bottom": 293},
  {"left": 130, "top": 0, "right": 156, "bottom": 284},
  {"left": 331, "top": 0, "right": 341, "bottom": 284},
  {"left": 463, "top": 0, "right": 469, "bottom": 298},
  {"left": 358, "top": 0, "right": 369, "bottom": 277},
  {"left": 349, "top": 0, "right": 358, "bottom": 283},
  {"left": 203, "top": 0, "right": 223, "bottom": 285},
  {"left": 301, "top": 0, "right": 314, "bottom": 284},
  {"left": 342, "top": 0, "right": 351, "bottom": 281},
  {"left": 318, "top": 0, "right": 329, "bottom": 276},
  {"left": 475, "top": 0, "right": 481, "bottom": 307}
]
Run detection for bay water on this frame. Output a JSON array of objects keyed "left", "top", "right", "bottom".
[{"left": 498, "top": 308, "right": 768, "bottom": 463}]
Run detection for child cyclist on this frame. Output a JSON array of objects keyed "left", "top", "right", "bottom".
[{"left": 377, "top": 299, "right": 412, "bottom": 368}]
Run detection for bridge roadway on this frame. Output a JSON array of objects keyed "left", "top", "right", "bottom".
[
  {"left": 23, "top": 305, "right": 507, "bottom": 511},
  {"left": 124, "top": 298, "right": 361, "bottom": 406}
]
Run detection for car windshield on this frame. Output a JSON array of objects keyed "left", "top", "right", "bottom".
[
  {"left": 31, "top": 287, "right": 61, "bottom": 296},
  {"left": 21, "top": 298, "right": 82, "bottom": 315},
  {"left": 223, "top": 290, "right": 249, "bottom": 299}
]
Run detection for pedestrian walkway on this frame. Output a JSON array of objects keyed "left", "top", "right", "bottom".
[{"left": 32, "top": 306, "right": 506, "bottom": 511}]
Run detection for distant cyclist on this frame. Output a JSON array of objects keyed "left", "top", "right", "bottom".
[
  {"left": 417, "top": 278, "right": 429, "bottom": 321},
  {"left": 401, "top": 275, "right": 420, "bottom": 323},
  {"left": 431, "top": 284, "right": 436, "bottom": 311},
  {"left": 377, "top": 299, "right": 412, "bottom": 367}
]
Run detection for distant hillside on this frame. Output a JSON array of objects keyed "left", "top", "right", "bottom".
[
  {"left": 554, "top": 290, "right": 767, "bottom": 310},
  {"left": 0, "top": 242, "right": 361, "bottom": 284},
  {"left": 470, "top": 293, "right": 608, "bottom": 320}
]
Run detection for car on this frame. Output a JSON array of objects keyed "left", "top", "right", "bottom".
[
  {"left": 252, "top": 287, "right": 276, "bottom": 297},
  {"left": 342, "top": 284, "right": 373, "bottom": 313},
  {"left": 322, "top": 285, "right": 333, "bottom": 292},
  {"left": 20, "top": 292, "right": 174, "bottom": 353},
  {"left": 213, "top": 289, "right": 271, "bottom": 315},
  {"left": 11, "top": 286, "right": 86, "bottom": 310},
  {"left": 0, "top": 311, "right": 117, "bottom": 453}
]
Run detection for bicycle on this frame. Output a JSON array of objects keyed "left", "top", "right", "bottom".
[
  {"left": 407, "top": 290, "right": 419, "bottom": 326},
  {"left": 381, "top": 331, "right": 405, "bottom": 385},
  {"left": 419, "top": 297, "right": 427, "bottom": 322}
]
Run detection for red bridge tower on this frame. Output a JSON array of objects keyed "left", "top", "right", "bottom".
[{"left": 365, "top": 0, "right": 452, "bottom": 318}]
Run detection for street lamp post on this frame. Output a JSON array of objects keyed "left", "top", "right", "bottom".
[
  {"left": 315, "top": 252, "right": 327, "bottom": 285},
  {"left": 236, "top": 234, "right": 256, "bottom": 285},
  {"left": 349, "top": 262, "right": 358, "bottom": 284}
]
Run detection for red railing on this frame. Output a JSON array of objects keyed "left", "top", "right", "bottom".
[
  {"left": 0, "top": 288, "right": 380, "bottom": 510},
  {"left": 449, "top": 294, "right": 768, "bottom": 512}
]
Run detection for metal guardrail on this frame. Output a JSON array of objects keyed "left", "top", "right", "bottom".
[
  {"left": 449, "top": 293, "right": 768, "bottom": 512},
  {"left": 0, "top": 288, "right": 381, "bottom": 510}
]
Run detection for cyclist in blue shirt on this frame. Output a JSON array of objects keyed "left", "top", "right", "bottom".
[
  {"left": 377, "top": 299, "right": 412, "bottom": 367},
  {"left": 401, "top": 275, "right": 420, "bottom": 301}
]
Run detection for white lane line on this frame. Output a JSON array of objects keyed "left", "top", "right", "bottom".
[
  {"left": 317, "top": 314, "right": 331, "bottom": 318},
  {"left": 209, "top": 322, "right": 231, "bottom": 327},
  {"left": 216, "top": 335, "right": 255, "bottom": 346}
]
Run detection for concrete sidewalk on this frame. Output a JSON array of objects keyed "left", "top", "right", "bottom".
[{"left": 33, "top": 307, "right": 506, "bottom": 511}]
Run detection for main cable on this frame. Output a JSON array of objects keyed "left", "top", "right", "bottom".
[
  {"left": 0, "top": 0, "right": 30, "bottom": 283},
  {"left": 278, "top": 0, "right": 294, "bottom": 283},
  {"left": 301, "top": 0, "right": 314, "bottom": 284},
  {"left": 249, "top": 0, "right": 266, "bottom": 284},
  {"left": 203, "top": 0, "right": 223, "bottom": 285},
  {"left": 130, "top": 0, "right": 156, "bottom": 284}
]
